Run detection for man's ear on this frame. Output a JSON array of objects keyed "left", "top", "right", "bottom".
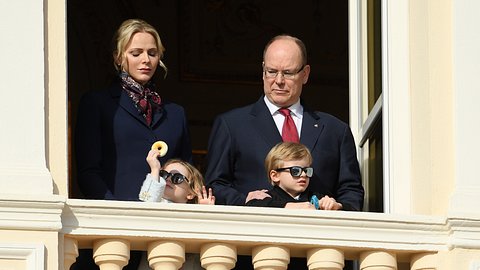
[{"left": 302, "top": 64, "right": 311, "bottom": 84}]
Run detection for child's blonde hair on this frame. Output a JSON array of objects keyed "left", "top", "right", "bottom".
[
  {"left": 163, "top": 159, "right": 204, "bottom": 204},
  {"left": 264, "top": 142, "right": 313, "bottom": 185}
]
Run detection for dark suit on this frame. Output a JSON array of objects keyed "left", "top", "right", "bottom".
[
  {"left": 205, "top": 96, "right": 364, "bottom": 210},
  {"left": 205, "top": 96, "right": 363, "bottom": 270},
  {"left": 75, "top": 80, "right": 193, "bottom": 201}
]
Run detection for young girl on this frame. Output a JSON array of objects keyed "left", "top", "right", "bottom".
[
  {"left": 140, "top": 148, "right": 215, "bottom": 204},
  {"left": 138, "top": 149, "right": 214, "bottom": 270}
]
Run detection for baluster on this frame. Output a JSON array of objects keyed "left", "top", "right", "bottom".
[
  {"left": 147, "top": 240, "right": 185, "bottom": 270},
  {"left": 252, "top": 245, "right": 290, "bottom": 270},
  {"left": 360, "top": 251, "right": 397, "bottom": 270},
  {"left": 200, "top": 242, "right": 237, "bottom": 270},
  {"left": 93, "top": 239, "right": 130, "bottom": 270},
  {"left": 307, "top": 248, "right": 344, "bottom": 270},
  {"left": 411, "top": 252, "right": 437, "bottom": 270}
]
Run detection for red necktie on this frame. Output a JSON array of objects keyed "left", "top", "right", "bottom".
[{"left": 279, "top": 108, "right": 299, "bottom": 143}]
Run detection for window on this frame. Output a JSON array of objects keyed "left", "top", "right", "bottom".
[{"left": 349, "top": 0, "right": 384, "bottom": 212}]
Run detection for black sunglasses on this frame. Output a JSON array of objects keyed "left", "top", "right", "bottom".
[
  {"left": 275, "top": 166, "right": 313, "bottom": 177},
  {"left": 159, "top": 170, "right": 189, "bottom": 184}
]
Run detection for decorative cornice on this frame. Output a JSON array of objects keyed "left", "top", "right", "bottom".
[{"left": 0, "top": 194, "right": 65, "bottom": 231}]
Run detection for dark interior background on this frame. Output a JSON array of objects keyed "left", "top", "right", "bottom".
[{"left": 67, "top": 0, "right": 349, "bottom": 197}]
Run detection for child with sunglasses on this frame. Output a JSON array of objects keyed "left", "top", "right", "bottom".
[
  {"left": 139, "top": 148, "right": 215, "bottom": 204},
  {"left": 138, "top": 149, "right": 214, "bottom": 270},
  {"left": 246, "top": 142, "right": 341, "bottom": 210}
]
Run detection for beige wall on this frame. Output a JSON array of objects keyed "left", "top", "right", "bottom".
[
  {"left": 0, "top": 230, "right": 59, "bottom": 269},
  {"left": 46, "top": 0, "right": 68, "bottom": 197},
  {"left": 409, "top": 0, "right": 455, "bottom": 215}
]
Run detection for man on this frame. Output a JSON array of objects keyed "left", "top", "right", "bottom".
[
  {"left": 205, "top": 34, "right": 364, "bottom": 211},
  {"left": 205, "top": 34, "right": 364, "bottom": 270}
]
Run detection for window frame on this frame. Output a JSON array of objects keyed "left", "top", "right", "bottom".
[{"left": 349, "top": 0, "right": 412, "bottom": 214}]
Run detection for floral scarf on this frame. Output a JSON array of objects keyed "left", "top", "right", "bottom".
[{"left": 119, "top": 72, "right": 161, "bottom": 126}]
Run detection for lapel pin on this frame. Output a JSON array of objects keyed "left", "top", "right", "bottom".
[{"left": 314, "top": 124, "right": 318, "bottom": 128}]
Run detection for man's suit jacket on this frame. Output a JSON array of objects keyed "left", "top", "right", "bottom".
[
  {"left": 205, "top": 96, "right": 364, "bottom": 210},
  {"left": 75, "top": 80, "right": 192, "bottom": 201}
]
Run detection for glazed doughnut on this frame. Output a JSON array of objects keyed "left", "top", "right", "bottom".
[{"left": 151, "top": 141, "right": 168, "bottom": 157}]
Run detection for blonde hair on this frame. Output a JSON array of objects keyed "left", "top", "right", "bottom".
[
  {"left": 163, "top": 159, "right": 204, "bottom": 204},
  {"left": 264, "top": 142, "right": 313, "bottom": 185},
  {"left": 112, "top": 19, "right": 168, "bottom": 77}
]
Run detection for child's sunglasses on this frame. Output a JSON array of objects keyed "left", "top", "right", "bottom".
[
  {"left": 275, "top": 166, "right": 313, "bottom": 177},
  {"left": 159, "top": 170, "right": 189, "bottom": 184}
]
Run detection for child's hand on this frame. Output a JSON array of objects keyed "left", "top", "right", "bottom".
[
  {"left": 318, "top": 195, "right": 343, "bottom": 210},
  {"left": 197, "top": 186, "right": 215, "bottom": 205},
  {"left": 146, "top": 149, "right": 162, "bottom": 174},
  {"left": 285, "top": 202, "right": 316, "bottom": 210}
]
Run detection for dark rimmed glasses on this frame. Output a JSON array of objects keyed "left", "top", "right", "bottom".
[
  {"left": 159, "top": 170, "right": 189, "bottom": 184},
  {"left": 275, "top": 166, "right": 313, "bottom": 177},
  {"left": 264, "top": 65, "right": 305, "bottom": 79}
]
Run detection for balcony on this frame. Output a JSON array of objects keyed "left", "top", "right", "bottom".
[{"left": 57, "top": 198, "right": 472, "bottom": 270}]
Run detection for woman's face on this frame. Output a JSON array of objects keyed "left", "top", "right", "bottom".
[{"left": 122, "top": 32, "right": 159, "bottom": 85}]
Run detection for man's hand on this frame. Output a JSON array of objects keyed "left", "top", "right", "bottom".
[{"left": 245, "top": 189, "right": 271, "bottom": 203}]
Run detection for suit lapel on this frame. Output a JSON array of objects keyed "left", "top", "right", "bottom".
[
  {"left": 250, "top": 97, "right": 283, "bottom": 148},
  {"left": 110, "top": 85, "right": 150, "bottom": 127},
  {"left": 150, "top": 105, "right": 164, "bottom": 127},
  {"left": 300, "top": 108, "right": 324, "bottom": 150}
]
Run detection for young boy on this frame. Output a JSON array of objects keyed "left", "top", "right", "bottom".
[{"left": 246, "top": 142, "right": 342, "bottom": 210}]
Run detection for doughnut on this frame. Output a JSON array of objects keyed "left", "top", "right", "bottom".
[{"left": 151, "top": 141, "right": 168, "bottom": 157}]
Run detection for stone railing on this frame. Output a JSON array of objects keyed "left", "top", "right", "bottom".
[{"left": 60, "top": 199, "right": 458, "bottom": 270}]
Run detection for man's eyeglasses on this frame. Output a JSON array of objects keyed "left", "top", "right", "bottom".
[
  {"left": 159, "top": 170, "right": 189, "bottom": 184},
  {"left": 264, "top": 65, "right": 305, "bottom": 79},
  {"left": 275, "top": 166, "right": 313, "bottom": 177}
]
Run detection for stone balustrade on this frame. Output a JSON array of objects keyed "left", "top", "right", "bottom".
[{"left": 62, "top": 199, "right": 451, "bottom": 270}]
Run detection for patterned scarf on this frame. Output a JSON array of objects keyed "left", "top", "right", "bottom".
[{"left": 119, "top": 72, "right": 161, "bottom": 126}]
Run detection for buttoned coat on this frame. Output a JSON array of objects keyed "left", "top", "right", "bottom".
[
  {"left": 205, "top": 96, "right": 364, "bottom": 210},
  {"left": 75, "top": 80, "right": 192, "bottom": 201}
]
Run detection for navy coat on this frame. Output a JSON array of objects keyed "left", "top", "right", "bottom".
[
  {"left": 75, "top": 81, "right": 192, "bottom": 201},
  {"left": 205, "top": 96, "right": 364, "bottom": 210}
]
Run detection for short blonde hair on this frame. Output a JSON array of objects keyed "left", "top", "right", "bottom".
[
  {"left": 112, "top": 19, "right": 168, "bottom": 77},
  {"left": 163, "top": 159, "right": 204, "bottom": 204},
  {"left": 264, "top": 142, "right": 313, "bottom": 185}
]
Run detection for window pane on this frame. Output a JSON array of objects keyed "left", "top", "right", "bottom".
[
  {"left": 366, "top": 117, "right": 383, "bottom": 212},
  {"left": 367, "top": 0, "right": 382, "bottom": 112}
]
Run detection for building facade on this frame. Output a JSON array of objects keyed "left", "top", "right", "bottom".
[{"left": 1, "top": 0, "right": 479, "bottom": 269}]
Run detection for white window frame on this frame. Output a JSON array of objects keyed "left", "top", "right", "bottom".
[{"left": 349, "top": 0, "right": 412, "bottom": 214}]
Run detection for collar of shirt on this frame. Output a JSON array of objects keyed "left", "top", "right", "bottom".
[{"left": 263, "top": 96, "right": 303, "bottom": 136}]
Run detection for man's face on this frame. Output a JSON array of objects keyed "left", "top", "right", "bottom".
[{"left": 263, "top": 39, "right": 310, "bottom": 108}]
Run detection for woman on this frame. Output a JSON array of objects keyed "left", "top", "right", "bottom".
[
  {"left": 75, "top": 19, "right": 192, "bottom": 201},
  {"left": 73, "top": 19, "right": 193, "bottom": 269}
]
